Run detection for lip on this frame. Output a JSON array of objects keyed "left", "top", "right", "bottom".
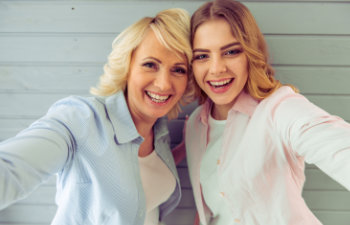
[
  {"left": 145, "top": 90, "right": 172, "bottom": 105},
  {"left": 207, "top": 78, "right": 234, "bottom": 94}
]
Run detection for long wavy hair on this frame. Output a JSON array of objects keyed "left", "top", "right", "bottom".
[
  {"left": 191, "top": 0, "right": 297, "bottom": 104},
  {"left": 91, "top": 8, "right": 195, "bottom": 119}
]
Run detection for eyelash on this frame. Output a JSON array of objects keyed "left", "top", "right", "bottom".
[
  {"left": 193, "top": 48, "right": 243, "bottom": 61},
  {"left": 143, "top": 62, "right": 187, "bottom": 75},
  {"left": 193, "top": 54, "right": 208, "bottom": 61},
  {"left": 143, "top": 62, "right": 157, "bottom": 69},
  {"left": 224, "top": 49, "right": 242, "bottom": 55},
  {"left": 172, "top": 67, "right": 187, "bottom": 75}
]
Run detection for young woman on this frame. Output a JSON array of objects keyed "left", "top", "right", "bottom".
[
  {"left": 0, "top": 8, "right": 194, "bottom": 225},
  {"left": 184, "top": 0, "right": 350, "bottom": 224}
]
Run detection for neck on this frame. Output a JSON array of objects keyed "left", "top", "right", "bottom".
[
  {"left": 132, "top": 115, "right": 156, "bottom": 157},
  {"left": 134, "top": 118, "right": 154, "bottom": 139},
  {"left": 211, "top": 104, "right": 230, "bottom": 120}
]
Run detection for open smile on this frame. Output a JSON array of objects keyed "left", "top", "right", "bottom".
[
  {"left": 146, "top": 91, "right": 171, "bottom": 103},
  {"left": 208, "top": 78, "right": 234, "bottom": 88}
]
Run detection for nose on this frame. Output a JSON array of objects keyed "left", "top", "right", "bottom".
[
  {"left": 209, "top": 56, "right": 227, "bottom": 75},
  {"left": 154, "top": 70, "right": 172, "bottom": 91}
]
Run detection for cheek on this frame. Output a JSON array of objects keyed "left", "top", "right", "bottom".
[
  {"left": 126, "top": 78, "right": 137, "bottom": 94},
  {"left": 236, "top": 71, "right": 248, "bottom": 89},
  {"left": 235, "top": 58, "right": 249, "bottom": 81},
  {"left": 241, "top": 57, "right": 249, "bottom": 77},
  {"left": 192, "top": 62, "right": 201, "bottom": 74},
  {"left": 128, "top": 69, "right": 149, "bottom": 87},
  {"left": 176, "top": 77, "right": 188, "bottom": 95},
  {"left": 194, "top": 75, "right": 203, "bottom": 88},
  {"left": 192, "top": 64, "right": 205, "bottom": 84},
  {"left": 126, "top": 75, "right": 144, "bottom": 98}
]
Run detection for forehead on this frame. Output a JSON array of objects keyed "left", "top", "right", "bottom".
[
  {"left": 133, "top": 30, "right": 187, "bottom": 64},
  {"left": 193, "top": 18, "right": 237, "bottom": 48}
]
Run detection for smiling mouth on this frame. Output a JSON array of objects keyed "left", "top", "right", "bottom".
[
  {"left": 146, "top": 91, "right": 171, "bottom": 103},
  {"left": 208, "top": 78, "right": 234, "bottom": 88}
]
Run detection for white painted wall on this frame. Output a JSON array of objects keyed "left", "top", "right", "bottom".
[{"left": 0, "top": 0, "right": 350, "bottom": 224}]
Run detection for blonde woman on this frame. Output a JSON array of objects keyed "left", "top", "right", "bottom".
[
  {"left": 0, "top": 8, "right": 194, "bottom": 225},
  {"left": 181, "top": 0, "right": 350, "bottom": 224}
]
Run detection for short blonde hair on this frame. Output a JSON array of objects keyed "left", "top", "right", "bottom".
[
  {"left": 91, "top": 8, "right": 195, "bottom": 119},
  {"left": 191, "top": 0, "right": 297, "bottom": 104}
]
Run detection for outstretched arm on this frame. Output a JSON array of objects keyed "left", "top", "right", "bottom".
[{"left": 0, "top": 129, "right": 68, "bottom": 210}]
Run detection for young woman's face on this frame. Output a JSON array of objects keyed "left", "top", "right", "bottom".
[
  {"left": 126, "top": 30, "right": 188, "bottom": 122},
  {"left": 192, "top": 18, "right": 248, "bottom": 118}
]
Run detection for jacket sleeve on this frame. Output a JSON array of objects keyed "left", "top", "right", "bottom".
[
  {"left": 0, "top": 96, "right": 90, "bottom": 210},
  {"left": 274, "top": 93, "right": 350, "bottom": 190}
]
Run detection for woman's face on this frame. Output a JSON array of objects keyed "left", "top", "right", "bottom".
[
  {"left": 192, "top": 18, "right": 248, "bottom": 119},
  {"left": 127, "top": 30, "right": 188, "bottom": 122}
]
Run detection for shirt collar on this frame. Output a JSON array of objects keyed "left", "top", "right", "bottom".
[
  {"left": 153, "top": 117, "right": 169, "bottom": 142},
  {"left": 199, "top": 90, "right": 259, "bottom": 125},
  {"left": 230, "top": 90, "right": 259, "bottom": 117},
  {"left": 105, "top": 91, "right": 140, "bottom": 144},
  {"left": 104, "top": 91, "right": 169, "bottom": 144}
]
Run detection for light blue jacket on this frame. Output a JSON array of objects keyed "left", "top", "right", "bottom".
[{"left": 0, "top": 91, "right": 181, "bottom": 224}]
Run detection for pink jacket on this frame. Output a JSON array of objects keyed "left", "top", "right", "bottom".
[{"left": 185, "top": 87, "right": 350, "bottom": 225}]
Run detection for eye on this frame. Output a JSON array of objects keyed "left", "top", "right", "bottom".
[
  {"left": 193, "top": 54, "right": 208, "bottom": 61},
  {"left": 224, "top": 49, "right": 242, "bottom": 56},
  {"left": 142, "top": 62, "right": 158, "bottom": 70},
  {"left": 172, "top": 66, "right": 187, "bottom": 75}
]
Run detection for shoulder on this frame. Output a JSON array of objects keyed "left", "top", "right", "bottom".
[
  {"left": 257, "top": 86, "right": 308, "bottom": 117},
  {"left": 37, "top": 95, "right": 111, "bottom": 138},
  {"left": 50, "top": 95, "right": 101, "bottom": 112},
  {"left": 266, "top": 86, "right": 324, "bottom": 116},
  {"left": 259, "top": 86, "right": 332, "bottom": 131},
  {"left": 48, "top": 95, "right": 106, "bottom": 120},
  {"left": 261, "top": 86, "right": 301, "bottom": 107}
]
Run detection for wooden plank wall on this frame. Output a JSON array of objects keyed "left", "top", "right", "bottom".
[{"left": 0, "top": 0, "right": 350, "bottom": 224}]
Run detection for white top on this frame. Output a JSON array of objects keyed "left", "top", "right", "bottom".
[
  {"left": 139, "top": 150, "right": 176, "bottom": 225},
  {"left": 200, "top": 114, "right": 232, "bottom": 225}
]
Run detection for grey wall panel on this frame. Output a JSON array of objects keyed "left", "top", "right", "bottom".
[{"left": 1, "top": 0, "right": 350, "bottom": 224}]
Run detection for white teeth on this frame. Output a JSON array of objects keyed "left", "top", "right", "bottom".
[
  {"left": 146, "top": 91, "right": 170, "bottom": 103},
  {"left": 209, "top": 79, "right": 232, "bottom": 87}
]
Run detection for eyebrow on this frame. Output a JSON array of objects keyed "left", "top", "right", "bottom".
[
  {"left": 143, "top": 57, "right": 161, "bottom": 63},
  {"left": 143, "top": 57, "right": 187, "bottom": 66},
  {"left": 193, "top": 42, "right": 241, "bottom": 53}
]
